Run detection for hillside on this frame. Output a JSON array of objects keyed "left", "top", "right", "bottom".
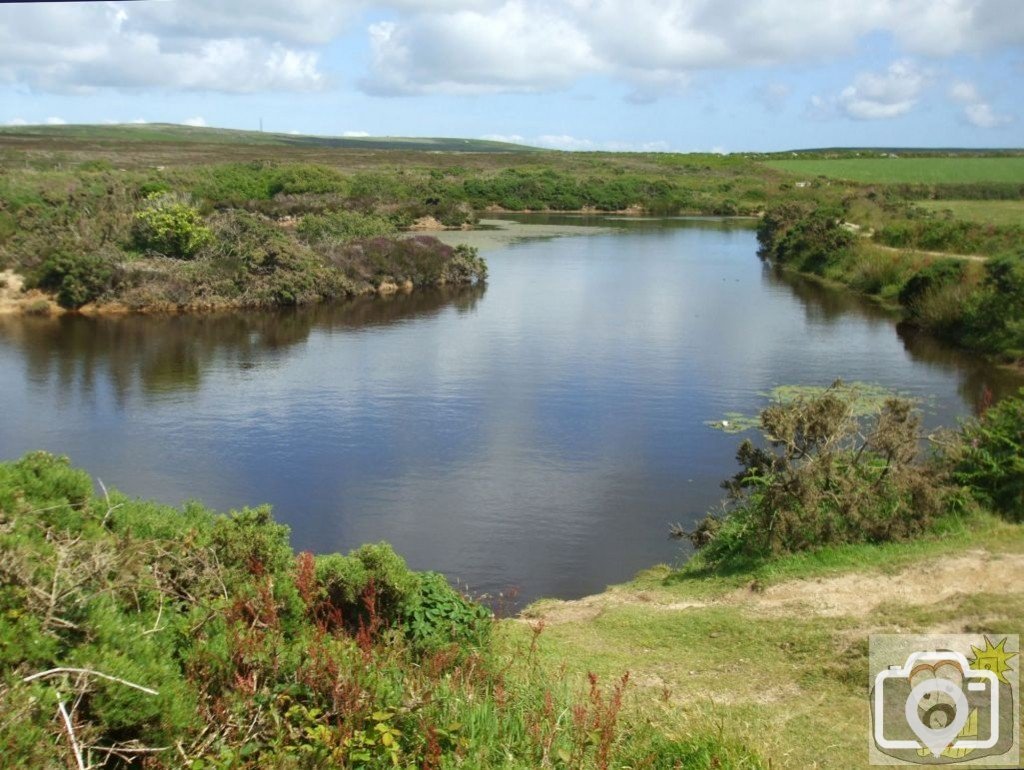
[{"left": 0, "top": 123, "right": 540, "bottom": 153}]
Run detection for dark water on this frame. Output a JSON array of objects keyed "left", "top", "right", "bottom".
[{"left": 2, "top": 217, "right": 1021, "bottom": 603}]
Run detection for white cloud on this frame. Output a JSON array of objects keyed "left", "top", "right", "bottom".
[
  {"left": 0, "top": 1, "right": 329, "bottom": 93},
  {"left": 359, "top": 0, "right": 1024, "bottom": 99},
  {"left": 342, "top": 130, "right": 371, "bottom": 137},
  {"left": 837, "top": 60, "right": 926, "bottom": 120},
  {"left": 183, "top": 116, "right": 207, "bottom": 127},
  {"left": 481, "top": 133, "right": 526, "bottom": 143},
  {"left": 948, "top": 79, "right": 1013, "bottom": 128},
  {"left": 964, "top": 102, "right": 1011, "bottom": 128},
  {"left": 483, "top": 133, "right": 670, "bottom": 151},
  {"left": 44, "top": 116, "right": 67, "bottom": 125},
  {"left": 362, "top": 5, "right": 599, "bottom": 95},
  {"left": 803, "top": 94, "right": 835, "bottom": 121},
  {"left": 0, "top": 0, "right": 1021, "bottom": 99},
  {"left": 130, "top": 118, "right": 148, "bottom": 124},
  {"left": 948, "top": 80, "right": 979, "bottom": 104},
  {"left": 5, "top": 117, "right": 28, "bottom": 126}
]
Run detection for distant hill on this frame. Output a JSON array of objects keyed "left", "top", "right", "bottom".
[{"left": 0, "top": 123, "right": 542, "bottom": 153}]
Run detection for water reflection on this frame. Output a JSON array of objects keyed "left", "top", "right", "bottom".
[
  {"left": 1, "top": 220, "right": 1021, "bottom": 603},
  {"left": 0, "top": 285, "right": 486, "bottom": 402},
  {"left": 763, "top": 265, "right": 1022, "bottom": 413}
]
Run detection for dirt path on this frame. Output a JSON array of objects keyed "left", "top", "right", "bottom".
[
  {"left": 525, "top": 550, "right": 1024, "bottom": 625},
  {"left": 870, "top": 241, "right": 988, "bottom": 263}
]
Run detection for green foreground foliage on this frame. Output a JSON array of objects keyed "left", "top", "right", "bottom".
[{"left": 0, "top": 452, "right": 758, "bottom": 769}]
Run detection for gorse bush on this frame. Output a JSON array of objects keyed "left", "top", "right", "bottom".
[
  {"left": 296, "top": 210, "right": 397, "bottom": 243},
  {"left": 898, "top": 259, "right": 965, "bottom": 307},
  {"left": 952, "top": 389, "right": 1024, "bottom": 520},
  {"left": 31, "top": 249, "right": 115, "bottom": 309},
  {"left": 679, "top": 383, "right": 947, "bottom": 566},
  {"left": 956, "top": 253, "right": 1024, "bottom": 358},
  {"left": 0, "top": 452, "right": 746, "bottom": 768},
  {"left": 132, "top": 193, "right": 213, "bottom": 259}
]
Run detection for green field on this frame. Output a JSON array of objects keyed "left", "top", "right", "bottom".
[
  {"left": 764, "top": 156, "right": 1024, "bottom": 184},
  {"left": 917, "top": 199, "right": 1024, "bottom": 226}
]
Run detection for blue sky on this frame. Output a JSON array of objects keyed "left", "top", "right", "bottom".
[{"left": 1, "top": 0, "right": 1021, "bottom": 151}]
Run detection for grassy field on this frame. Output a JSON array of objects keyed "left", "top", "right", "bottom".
[
  {"left": 917, "top": 199, "right": 1024, "bottom": 226},
  {"left": 522, "top": 513, "right": 1024, "bottom": 768},
  {"left": 763, "top": 157, "right": 1024, "bottom": 184}
]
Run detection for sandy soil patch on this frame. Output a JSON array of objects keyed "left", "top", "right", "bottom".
[
  {"left": 525, "top": 551, "right": 1024, "bottom": 625},
  {"left": 0, "top": 269, "right": 60, "bottom": 315}
]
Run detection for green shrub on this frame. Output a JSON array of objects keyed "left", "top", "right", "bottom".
[
  {"left": 899, "top": 259, "right": 965, "bottom": 306},
  {"left": 403, "top": 572, "right": 491, "bottom": 649},
  {"left": 210, "top": 505, "right": 294, "bottom": 578},
  {"left": 953, "top": 389, "right": 1024, "bottom": 520},
  {"left": 773, "top": 208, "right": 856, "bottom": 273},
  {"left": 31, "top": 249, "right": 115, "bottom": 309},
  {"left": 907, "top": 282, "right": 972, "bottom": 335},
  {"left": 956, "top": 253, "right": 1024, "bottom": 357},
  {"left": 268, "top": 164, "right": 349, "bottom": 197},
  {"left": 680, "top": 384, "right": 945, "bottom": 566},
  {"left": 191, "top": 162, "right": 278, "bottom": 204},
  {"left": 132, "top": 194, "right": 212, "bottom": 259},
  {"left": 297, "top": 210, "right": 397, "bottom": 243}
]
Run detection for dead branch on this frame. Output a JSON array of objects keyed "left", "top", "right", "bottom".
[
  {"left": 57, "top": 700, "right": 87, "bottom": 770},
  {"left": 24, "top": 668, "right": 159, "bottom": 696}
]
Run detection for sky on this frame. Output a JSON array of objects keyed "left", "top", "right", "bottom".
[{"left": 0, "top": 0, "right": 1022, "bottom": 151}]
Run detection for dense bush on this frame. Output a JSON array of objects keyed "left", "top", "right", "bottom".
[
  {"left": 760, "top": 206, "right": 856, "bottom": 273},
  {"left": 679, "top": 384, "right": 946, "bottom": 566},
  {"left": 201, "top": 211, "right": 351, "bottom": 305},
  {"left": 268, "top": 165, "right": 349, "bottom": 197},
  {"left": 325, "top": 236, "right": 487, "bottom": 288},
  {"left": 132, "top": 194, "right": 212, "bottom": 259},
  {"left": 898, "top": 259, "right": 965, "bottom": 306},
  {"left": 951, "top": 389, "right": 1024, "bottom": 520},
  {"left": 296, "top": 210, "right": 397, "bottom": 243},
  {"left": 946, "top": 253, "right": 1024, "bottom": 358},
  {"left": 31, "top": 249, "right": 115, "bottom": 309},
  {"left": 0, "top": 452, "right": 745, "bottom": 768}
]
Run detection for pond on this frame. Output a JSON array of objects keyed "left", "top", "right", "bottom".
[{"left": 1, "top": 216, "right": 1020, "bottom": 603}]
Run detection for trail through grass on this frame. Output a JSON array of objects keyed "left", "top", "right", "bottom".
[{"left": 520, "top": 515, "right": 1024, "bottom": 768}]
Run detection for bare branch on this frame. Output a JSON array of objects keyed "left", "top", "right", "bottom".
[
  {"left": 57, "top": 700, "right": 87, "bottom": 770},
  {"left": 24, "top": 668, "right": 159, "bottom": 696}
]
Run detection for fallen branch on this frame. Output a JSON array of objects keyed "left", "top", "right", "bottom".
[{"left": 24, "top": 668, "right": 159, "bottom": 696}]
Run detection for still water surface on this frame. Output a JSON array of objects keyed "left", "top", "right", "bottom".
[{"left": 1, "top": 216, "right": 1020, "bottom": 602}]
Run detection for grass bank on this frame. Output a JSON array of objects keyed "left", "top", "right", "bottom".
[{"left": 521, "top": 514, "right": 1024, "bottom": 769}]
